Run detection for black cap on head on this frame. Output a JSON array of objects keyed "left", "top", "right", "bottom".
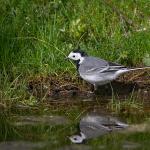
[{"left": 72, "top": 49, "right": 88, "bottom": 57}]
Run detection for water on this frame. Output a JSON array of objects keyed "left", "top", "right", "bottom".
[{"left": 0, "top": 95, "right": 150, "bottom": 150}]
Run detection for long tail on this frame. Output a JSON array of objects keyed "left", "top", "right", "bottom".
[
  {"left": 128, "top": 67, "right": 150, "bottom": 71},
  {"left": 116, "top": 67, "right": 150, "bottom": 77}
]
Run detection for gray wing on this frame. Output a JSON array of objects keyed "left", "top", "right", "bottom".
[
  {"left": 80, "top": 122, "right": 111, "bottom": 139},
  {"left": 80, "top": 57, "right": 109, "bottom": 73},
  {"left": 107, "top": 117, "right": 129, "bottom": 130},
  {"left": 79, "top": 115, "right": 128, "bottom": 139},
  {"left": 80, "top": 57, "right": 127, "bottom": 74},
  {"left": 79, "top": 115, "right": 112, "bottom": 139}
]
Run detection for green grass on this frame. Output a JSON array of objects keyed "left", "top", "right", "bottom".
[
  {"left": 0, "top": 0, "right": 150, "bottom": 74},
  {"left": 0, "top": 0, "right": 150, "bottom": 105},
  {"left": 108, "top": 90, "right": 144, "bottom": 114}
]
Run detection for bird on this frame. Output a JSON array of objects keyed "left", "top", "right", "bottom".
[
  {"left": 67, "top": 48, "right": 150, "bottom": 91},
  {"left": 69, "top": 114, "right": 128, "bottom": 143}
]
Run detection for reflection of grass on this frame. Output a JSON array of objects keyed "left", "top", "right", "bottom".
[
  {"left": 0, "top": 112, "right": 20, "bottom": 140},
  {"left": 88, "top": 130, "right": 150, "bottom": 150},
  {"left": 0, "top": 104, "right": 150, "bottom": 149},
  {"left": 108, "top": 92, "right": 144, "bottom": 115}
]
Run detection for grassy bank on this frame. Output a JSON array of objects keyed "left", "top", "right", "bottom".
[{"left": 0, "top": 0, "right": 150, "bottom": 105}]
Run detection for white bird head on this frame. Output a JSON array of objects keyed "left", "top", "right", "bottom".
[
  {"left": 69, "top": 135, "right": 84, "bottom": 143},
  {"left": 67, "top": 49, "right": 88, "bottom": 64},
  {"left": 69, "top": 132, "right": 86, "bottom": 143}
]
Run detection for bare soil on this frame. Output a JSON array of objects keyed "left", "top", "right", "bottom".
[{"left": 28, "top": 70, "right": 150, "bottom": 101}]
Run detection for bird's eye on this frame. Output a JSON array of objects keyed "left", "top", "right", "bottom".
[
  {"left": 74, "top": 138, "right": 77, "bottom": 140},
  {"left": 72, "top": 55, "right": 75, "bottom": 58}
]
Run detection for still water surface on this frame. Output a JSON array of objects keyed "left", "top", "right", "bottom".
[{"left": 0, "top": 95, "right": 150, "bottom": 150}]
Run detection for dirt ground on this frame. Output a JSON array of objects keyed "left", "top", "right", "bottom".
[{"left": 28, "top": 70, "right": 150, "bottom": 101}]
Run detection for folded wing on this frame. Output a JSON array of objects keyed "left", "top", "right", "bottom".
[{"left": 81, "top": 57, "right": 127, "bottom": 75}]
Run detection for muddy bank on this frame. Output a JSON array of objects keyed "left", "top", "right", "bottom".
[{"left": 27, "top": 70, "right": 150, "bottom": 100}]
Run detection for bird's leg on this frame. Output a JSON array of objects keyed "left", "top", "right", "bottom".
[
  {"left": 90, "top": 84, "right": 99, "bottom": 94},
  {"left": 93, "top": 84, "right": 101, "bottom": 95},
  {"left": 94, "top": 84, "right": 98, "bottom": 91},
  {"left": 90, "top": 84, "right": 97, "bottom": 92},
  {"left": 109, "top": 83, "right": 114, "bottom": 98}
]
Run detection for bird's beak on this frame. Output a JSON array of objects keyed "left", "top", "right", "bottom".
[{"left": 65, "top": 57, "right": 69, "bottom": 60}]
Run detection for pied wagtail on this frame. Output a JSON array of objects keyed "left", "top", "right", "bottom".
[{"left": 67, "top": 48, "right": 150, "bottom": 90}]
